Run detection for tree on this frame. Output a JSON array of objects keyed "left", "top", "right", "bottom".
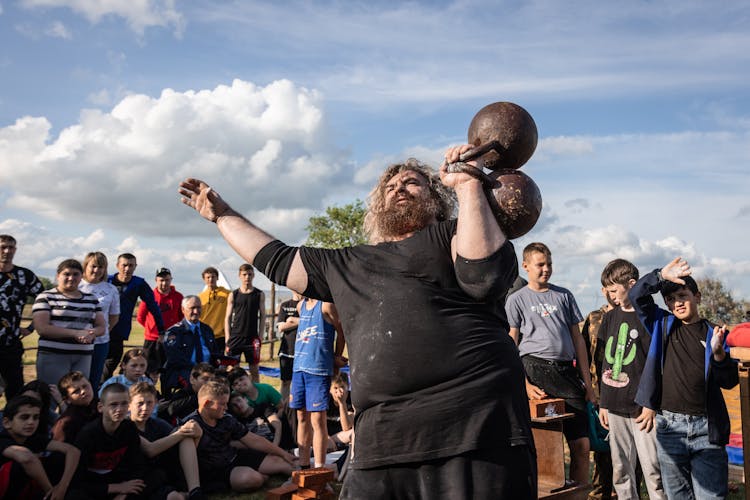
[
  {"left": 306, "top": 200, "right": 367, "bottom": 249},
  {"left": 696, "top": 277, "right": 749, "bottom": 325}
]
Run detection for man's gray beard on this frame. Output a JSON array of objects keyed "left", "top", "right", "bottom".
[{"left": 378, "top": 196, "right": 440, "bottom": 239}]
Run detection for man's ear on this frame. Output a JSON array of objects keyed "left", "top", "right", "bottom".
[
  {"left": 695, "top": 291, "right": 701, "bottom": 304},
  {"left": 97, "top": 401, "right": 104, "bottom": 414}
]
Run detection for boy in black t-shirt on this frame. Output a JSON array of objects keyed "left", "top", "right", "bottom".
[
  {"left": 630, "top": 257, "right": 738, "bottom": 500},
  {"left": 158, "top": 362, "right": 215, "bottom": 425},
  {"left": 51, "top": 371, "right": 99, "bottom": 444},
  {"left": 275, "top": 292, "right": 301, "bottom": 401},
  {"left": 596, "top": 259, "right": 665, "bottom": 500},
  {"left": 129, "top": 382, "right": 206, "bottom": 499},
  {"left": 1, "top": 395, "right": 80, "bottom": 500},
  {"left": 187, "top": 380, "right": 297, "bottom": 493},
  {"left": 70, "top": 383, "right": 177, "bottom": 500}
]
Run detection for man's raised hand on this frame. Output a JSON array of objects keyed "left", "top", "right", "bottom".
[
  {"left": 661, "top": 257, "right": 691, "bottom": 284},
  {"left": 178, "top": 178, "right": 232, "bottom": 223}
]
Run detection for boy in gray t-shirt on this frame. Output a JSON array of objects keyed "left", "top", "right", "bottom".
[{"left": 505, "top": 242, "right": 594, "bottom": 486}]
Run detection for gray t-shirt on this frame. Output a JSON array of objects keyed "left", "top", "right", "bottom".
[{"left": 505, "top": 284, "right": 583, "bottom": 361}]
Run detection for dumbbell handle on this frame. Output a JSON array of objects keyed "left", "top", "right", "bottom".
[
  {"left": 444, "top": 162, "right": 500, "bottom": 188},
  {"left": 458, "top": 140, "right": 504, "bottom": 163}
]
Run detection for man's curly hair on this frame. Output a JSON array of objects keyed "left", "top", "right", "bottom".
[{"left": 363, "top": 159, "right": 456, "bottom": 244}]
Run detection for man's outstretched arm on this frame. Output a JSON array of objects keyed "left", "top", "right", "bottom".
[{"left": 178, "top": 178, "right": 308, "bottom": 293}]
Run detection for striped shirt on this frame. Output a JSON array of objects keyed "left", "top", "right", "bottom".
[{"left": 32, "top": 288, "right": 101, "bottom": 354}]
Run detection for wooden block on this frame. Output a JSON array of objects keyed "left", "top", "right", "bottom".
[
  {"left": 292, "top": 487, "right": 319, "bottom": 500},
  {"left": 265, "top": 482, "right": 298, "bottom": 500},
  {"left": 529, "top": 398, "right": 565, "bottom": 418},
  {"left": 292, "top": 468, "right": 335, "bottom": 490}
]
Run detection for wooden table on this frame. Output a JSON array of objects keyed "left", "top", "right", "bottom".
[
  {"left": 531, "top": 413, "right": 590, "bottom": 500},
  {"left": 730, "top": 347, "right": 750, "bottom": 500}
]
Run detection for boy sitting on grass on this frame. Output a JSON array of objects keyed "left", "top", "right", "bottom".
[
  {"left": 52, "top": 371, "right": 99, "bottom": 444},
  {"left": 70, "top": 383, "right": 179, "bottom": 500},
  {"left": 1, "top": 395, "right": 80, "bottom": 500},
  {"left": 129, "top": 382, "right": 206, "bottom": 500},
  {"left": 158, "top": 362, "right": 215, "bottom": 426},
  {"left": 187, "top": 380, "right": 297, "bottom": 493}
]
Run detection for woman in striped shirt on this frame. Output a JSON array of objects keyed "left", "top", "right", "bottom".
[{"left": 32, "top": 259, "right": 105, "bottom": 386}]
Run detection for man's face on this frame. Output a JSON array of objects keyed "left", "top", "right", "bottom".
[
  {"left": 99, "top": 392, "right": 130, "bottom": 424},
  {"left": 380, "top": 170, "right": 439, "bottom": 238},
  {"left": 129, "top": 394, "right": 157, "bottom": 423},
  {"left": 57, "top": 267, "right": 83, "bottom": 292},
  {"left": 203, "top": 272, "right": 218, "bottom": 289},
  {"left": 231, "top": 375, "right": 252, "bottom": 394},
  {"left": 155, "top": 275, "right": 172, "bottom": 294},
  {"left": 0, "top": 239, "right": 17, "bottom": 267},
  {"left": 183, "top": 298, "right": 202, "bottom": 322},
  {"left": 239, "top": 269, "right": 254, "bottom": 288},
  {"left": 65, "top": 378, "right": 94, "bottom": 406},
  {"left": 190, "top": 371, "right": 213, "bottom": 393},
  {"left": 117, "top": 258, "right": 137, "bottom": 281},
  {"left": 665, "top": 288, "right": 701, "bottom": 323},
  {"left": 522, "top": 252, "right": 553, "bottom": 285},
  {"left": 2, "top": 405, "right": 40, "bottom": 439}
]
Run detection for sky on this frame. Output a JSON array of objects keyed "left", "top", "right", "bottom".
[{"left": 1, "top": 0, "right": 749, "bottom": 314}]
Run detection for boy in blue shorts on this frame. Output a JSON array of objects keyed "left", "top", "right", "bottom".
[
  {"left": 630, "top": 257, "right": 738, "bottom": 499},
  {"left": 291, "top": 298, "right": 345, "bottom": 469}
]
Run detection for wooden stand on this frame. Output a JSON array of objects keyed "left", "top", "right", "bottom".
[{"left": 531, "top": 409, "right": 590, "bottom": 500}]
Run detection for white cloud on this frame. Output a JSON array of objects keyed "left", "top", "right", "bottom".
[
  {"left": 45, "top": 20, "right": 71, "bottom": 39},
  {"left": 21, "top": 0, "right": 185, "bottom": 36},
  {"left": 0, "top": 79, "right": 355, "bottom": 239}
]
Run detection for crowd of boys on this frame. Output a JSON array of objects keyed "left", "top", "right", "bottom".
[{"left": 0, "top": 216, "right": 742, "bottom": 499}]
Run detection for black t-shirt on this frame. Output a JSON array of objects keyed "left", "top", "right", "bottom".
[
  {"left": 136, "top": 417, "right": 179, "bottom": 472},
  {"left": 0, "top": 429, "right": 50, "bottom": 466},
  {"left": 277, "top": 299, "right": 300, "bottom": 357},
  {"left": 661, "top": 320, "right": 708, "bottom": 415},
  {"left": 187, "top": 411, "right": 248, "bottom": 470},
  {"left": 299, "top": 219, "right": 530, "bottom": 469},
  {"left": 598, "top": 308, "right": 651, "bottom": 416}
]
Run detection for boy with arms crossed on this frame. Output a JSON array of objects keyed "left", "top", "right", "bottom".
[
  {"left": 505, "top": 242, "right": 594, "bottom": 485},
  {"left": 630, "top": 258, "right": 738, "bottom": 499},
  {"left": 596, "top": 259, "right": 665, "bottom": 500}
]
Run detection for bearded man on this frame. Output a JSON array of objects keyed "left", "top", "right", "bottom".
[{"left": 179, "top": 145, "right": 536, "bottom": 499}]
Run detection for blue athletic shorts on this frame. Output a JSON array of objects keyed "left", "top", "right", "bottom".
[{"left": 289, "top": 371, "right": 330, "bottom": 412}]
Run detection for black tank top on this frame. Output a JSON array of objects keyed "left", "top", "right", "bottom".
[{"left": 229, "top": 288, "right": 261, "bottom": 338}]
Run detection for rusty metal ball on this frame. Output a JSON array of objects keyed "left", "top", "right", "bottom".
[
  {"left": 468, "top": 102, "right": 538, "bottom": 171},
  {"left": 486, "top": 169, "right": 542, "bottom": 239}
]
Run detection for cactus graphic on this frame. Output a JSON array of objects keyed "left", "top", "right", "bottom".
[{"left": 604, "top": 322, "right": 637, "bottom": 381}]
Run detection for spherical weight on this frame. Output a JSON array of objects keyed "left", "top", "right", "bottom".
[
  {"left": 467, "top": 102, "right": 538, "bottom": 170},
  {"left": 486, "top": 169, "right": 542, "bottom": 239}
]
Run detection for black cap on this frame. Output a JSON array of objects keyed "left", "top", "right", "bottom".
[{"left": 155, "top": 267, "right": 172, "bottom": 277}]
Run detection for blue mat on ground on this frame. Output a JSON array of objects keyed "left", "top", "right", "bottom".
[{"left": 727, "top": 446, "right": 743, "bottom": 466}]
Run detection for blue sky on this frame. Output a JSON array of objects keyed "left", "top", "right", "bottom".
[{"left": 1, "top": 0, "right": 748, "bottom": 313}]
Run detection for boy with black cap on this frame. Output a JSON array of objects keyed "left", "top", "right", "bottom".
[{"left": 630, "top": 257, "right": 738, "bottom": 499}]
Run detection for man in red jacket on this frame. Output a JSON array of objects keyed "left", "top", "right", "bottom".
[{"left": 137, "top": 267, "right": 184, "bottom": 381}]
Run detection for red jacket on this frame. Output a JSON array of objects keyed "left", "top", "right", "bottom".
[{"left": 137, "top": 286, "right": 184, "bottom": 341}]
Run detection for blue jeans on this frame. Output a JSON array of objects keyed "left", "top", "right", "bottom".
[
  {"left": 89, "top": 342, "right": 109, "bottom": 393},
  {"left": 655, "top": 410, "right": 728, "bottom": 500}
]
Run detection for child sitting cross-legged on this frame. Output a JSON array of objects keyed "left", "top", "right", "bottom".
[
  {"left": 187, "top": 379, "right": 297, "bottom": 494},
  {"left": 1, "top": 395, "right": 80, "bottom": 500},
  {"left": 128, "top": 382, "right": 206, "bottom": 500}
]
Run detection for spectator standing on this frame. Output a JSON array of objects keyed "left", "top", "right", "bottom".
[
  {"left": 0, "top": 234, "right": 43, "bottom": 399},
  {"left": 79, "top": 251, "right": 120, "bottom": 394},
  {"left": 104, "top": 253, "right": 165, "bottom": 381},
  {"left": 505, "top": 242, "right": 594, "bottom": 486},
  {"left": 276, "top": 291, "right": 301, "bottom": 401},
  {"left": 224, "top": 264, "right": 266, "bottom": 381},
  {"left": 198, "top": 267, "right": 230, "bottom": 353},
  {"left": 138, "top": 267, "right": 183, "bottom": 380}
]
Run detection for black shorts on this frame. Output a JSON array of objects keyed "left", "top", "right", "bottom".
[
  {"left": 279, "top": 355, "right": 294, "bottom": 382},
  {"left": 201, "top": 448, "right": 268, "bottom": 490},
  {"left": 340, "top": 445, "right": 537, "bottom": 500},
  {"left": 227, "top": 335, "right": 261, "bottom": 365},
  {"left": 521, "top": 355, "right": 589, "bottom": 442}
]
